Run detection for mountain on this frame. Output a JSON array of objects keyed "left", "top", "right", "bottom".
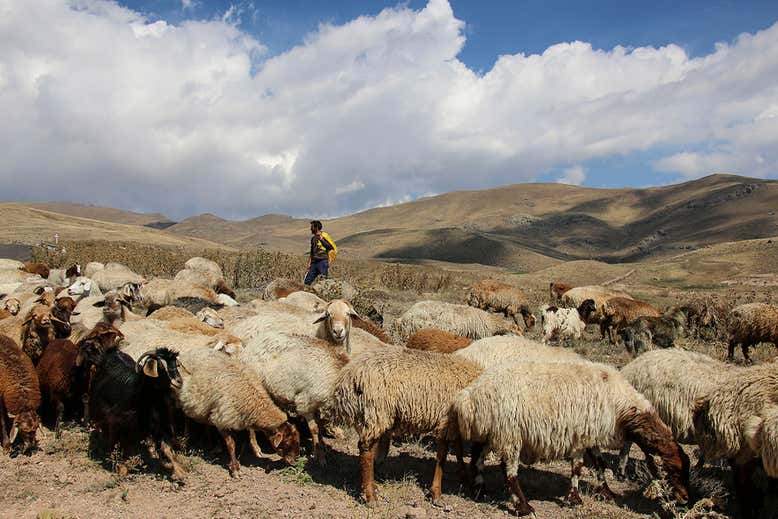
[
  {"left": 26, "top": 202, "right": 175, "bottom": 227},
  {"left": 164, "top": 174, "right": 778, "bottom": 270},
  {"left": 0, "top": 204, "right": 227, "bottom": 250}
]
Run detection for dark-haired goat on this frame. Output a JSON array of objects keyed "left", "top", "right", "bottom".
[
  {"left": 89, "top": 347, "right": 185, "bottom": 480},
  {"left": 0, "top": 334, "right": 41, "bottom": 454}
]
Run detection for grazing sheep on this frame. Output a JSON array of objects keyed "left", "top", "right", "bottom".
[
  {"left": 229, "top": 299, "right": 385, "bottom": 355},
  {"left": 561, "top": 286, "right": 633, "bottom": 336},
  {"left": 618, "top": 310, "right": 686, "bottom": 355},
  {"left": 406, "top": 328, "right": 472, "bottom": 353},
  {"left": 174, "top": 348, "right": 301, "bottom": 476},
  {"left": 726, "top": 303, "right": 778, "bottom": 363},
  {"left": 239, "top": 331, "right": 349, "bottom": 463},
  {"left": 466, "top": 279, "right": 536, "bottom": 330},
  {"left": 262, "top": 278, "right": 307, "bottom": 300},
  {"left": 0, "top": 259, "right": 24, "bottom": 270},
  {"left": 618, "top": 349, "right": 738, "bottom": 478},
  {"left": 454, "top": 335, "right": 584, "bottom": 370},
  {"left": 693, "top": 363, "right": 778, "bottom": 518},
  {"left": 174, "top": 268, "right": 236, "bottom": 299},
  {"left": 549, "top": 281, "right": 574, "bottom": 303},
  {"left": 278, "top": 291, "right": 327, "bottom": 313},
  {"left": 91, "top": 263, "right": 145, "bottom": 292},
  {"left": 540, "top": 304, "right": 587, "bottom": 344},
  {"left": 47, "top": 264, "right": 81, "bottom": 286},
  {"left": 311, "top": 278, "right": 357, "bottom": 302},
  {"left": 0, "top": 334, "right": 42, "bottom": 454},
  {"left": 84, "top": 261, "right": 105, "bottom": 278},
  {"left": 601, "top": 297, "right": 662, "bottom": 343},
  {"left": 675, "top": 298, "right": 730, "bottom": 339},
  {"left": 451, "top": 362, "right": 690, "bottom": 516},
  {"left": 331, "top": 348, "right": 482, "bottom": 504},
  {"left": 19, "top": 262, "right": 50, "bottom": 279},
  {"left": 119, "top": 318, "right": 243, "bottom": 360},
  {"left": 89, "top": 347, "right": 185, "bottom": 480},
  {"left": 391, "top": 301, "right": 521, "bottom": 343}
]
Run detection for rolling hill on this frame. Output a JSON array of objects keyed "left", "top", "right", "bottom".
[{"left": 166, "top": 174, "right": 778, "bottom": 270}]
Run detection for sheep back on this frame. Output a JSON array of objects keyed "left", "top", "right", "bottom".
[
  {"left": 728, "top": 303, "right": 778, "bottom": 346},
  {"left": 391, "top": 300, "right": 519, "bottom": 342},
  {"left": 406, "top": 328, "right": 472, "bottom": 353},
  {"left": 454, "top": 335, "right": 583, "bottom": 370}
]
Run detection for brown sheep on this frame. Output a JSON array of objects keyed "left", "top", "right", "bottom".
[
  {"left": 0, "top": 334, "right": 41, "bottom": 454},
  {"left": 352, "top": 316, "right": 392, "bottom": 344},
  {"left": 0, "top": 297, "right": 21, "bottom": 321},
  {"left": 21, "top": 304, "right": 57, "bottom": 364},
  {"left": 51, "top": 296, "right": 79, "bottom": 339},
  {"left": 19, "top": 262, "right": 50, "bottom": 279},
  {"left": 673, "top": 298, "right": 730, "bottom": 340},
  {"left": 406, "top": 328, "right": 472, "bottom": 353},
  {"left": 549, "top": 281, "right": 574, "bottom": 302},
  {"left": 36, "top": 323, "right": 124, "bottom": 437},
  {"left": 601, "top": 297, "right": 662, "bottom": 344},
  {"left": 727, "top": 303, "right": 778, "bottom": 363},
  {"left": 467, "top": 279, "right": 536, "bottom": 330}
]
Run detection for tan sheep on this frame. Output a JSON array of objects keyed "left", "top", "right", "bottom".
[
  {"left": 466, "top": 279, "right": 536, "bottom": 330},
  {"left": 405, "top": 328, "right": 472, "bottom": 353},
  {"left": 601, "top": 297, "right": 662, "bottom": 343},
  {"left": 726, "top": 303, "right": 778, "bottom": 363}
]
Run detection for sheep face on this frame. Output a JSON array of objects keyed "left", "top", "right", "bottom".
[
  {"left": 269, "top": 422, "right": 301, "bottom": 466},
  {"left": 65, "top": 264, "right": 82, "bottom": 280},
  {"left": 81, "top": 323, "right": 125, "bottom": 351},
  {"left": 313, "top": 300, "right": 359, "bottom": 351},
  {"left": 519, "top": 307, "right": 536, "bottom": 330},
  {"left": 119, "top": 282, "right": 142, "bottom": 305},
  {"left": 3, "top": 297, "right": 20, "bottom": 316},
  {"left": 197, "top": 307, "right": 224, "bottom": 329},
  {"left": 8, "top": 410, "right": 40, "bottom": 455},
  {"left": 67, "top": 277, "right": 93, "bottom": 297},
  {"left": 92, "top": 293, "right": 128, "bottom": 324}
]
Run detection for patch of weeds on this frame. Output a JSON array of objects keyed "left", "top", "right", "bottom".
[
  {"left": 36, "top": 510, "right": 74, "bottom": 519},
  {"left": 278, "top": 456, "right": 313, "bottom": 485}
]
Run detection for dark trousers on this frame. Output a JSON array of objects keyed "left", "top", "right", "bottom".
[{"left": 305, "top": 259, "right": 329, "bottom": 285}]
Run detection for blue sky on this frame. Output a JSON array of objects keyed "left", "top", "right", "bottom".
[{"left": 2, "top": 1, "right": 778, "bottom": 218}]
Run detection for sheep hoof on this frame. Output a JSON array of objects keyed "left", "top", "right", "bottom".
[
  {"left": 431, "top": 497, "right": 444, "bottom": 508},
  {"left": 512, "top": 502, "right": 535, "bottom": 517},
  {"left": 228, "top": 463, "right": 240, "bottom": 478},
  {"left": 564, "top": 489, "right": 583, "bottom": 506}
]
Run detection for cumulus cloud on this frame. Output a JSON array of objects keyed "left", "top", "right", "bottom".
[
  {"left": 556, "top": 165, "right": 586, "bottom": 185},
  {"left": 1, "top": 0, "right": 777, "bottom": 219}
]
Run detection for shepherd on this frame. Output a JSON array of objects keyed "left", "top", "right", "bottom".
[{"left": 304, "top": 220, "right": 337, "bottom": 285}]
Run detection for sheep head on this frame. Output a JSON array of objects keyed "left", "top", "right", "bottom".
[
  {"left": 197, "top": 307, "right": 225, "bottom": 329},
  {"left": 137, "top": 348, "right": 183, "bottom": 390},
  {"left": 80, "top": 322, "right": 125, "bottom": 352},
  {"left": 577, "top": 299, "right": 598, "bottom": 323},
  {"left": 7, "top": 410, "right": 41, "bottom": 455},
  {"left": 313, "top": 299, "right": 359, "bottom": 353},
  {"left": 92, "top": 292, "right": 130, "bottom": 324},
  {"left": 3, "top": 297, "right": 20, "bottom": 316},
  {"left": 269, "top": 422, "right": 301, "bottom": 466},
  {"left": 67, "top": 277, "right": 94, "bottom": 297},
  {"left": 119, "top": 282, "right": 142, "bottom": 305}
]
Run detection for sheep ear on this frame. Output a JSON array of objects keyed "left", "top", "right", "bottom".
[
  {"left": 71, "top": 311, "right": 80, "bottom": 316},
  {"left": 312, "top": 313, "right": 328, "bottom": 324},
  {"left": 269, "top": 429, "right": 284, "bottom": 449},
  {"left": 347, "top": 307, "right": 361, "bottom": 319},
  {"left": 142, "top": 358, "right": 159, "bottom": 378},
  {"left": 92, "top": 300, "right": 106, "bottom": 308},
  {"left": 33, "top": 286, "right": 46, "bottom": 295},
  {"left": 9, "top": 422, "right": 18, "bottom": 444}
]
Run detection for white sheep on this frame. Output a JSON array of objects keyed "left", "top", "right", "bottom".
[
  {"left": 140, "top": 278, "right": 220, "bottom": 308},
  {"left": 91, "top": 263, "right": 145, "bottom": 292},
  {"left": 84, "top": 261, "right": 105, "bottom": 278},
  {"left": 66, "top": 277, "right": 103, "bottom": 298},
  {"left": 277, "top": 291, "right": 327, "bottom": 313},
  {"left": 693, "top": 363, "right": 778, "bottom": 516},
  {"left": 331, "top": 347, "right": 483, "bottom": 505},
  {"left": 451, "top": 361, "right": 690, "bottom": 516},
  {"left": 184, "top": 257, "right": 223, "bottom": 278},
  {"left": 618, "top": 348, "right": 738, "bottom": 478},
  {"left": 238, "top": 331, "right": 349, "bottom": 463},
  {"left": 173, "top": 348, "right": 301, "bottom": 476},
  {"left": 454, "top": 335, "right": 583, "bottom": 370},
  {"left": 540, "top": 304, "right": 587, "bottom": 343},
  {"left": 390, "top": 300, "right": 521, "bottom": 343},
  {"left": 118, "top": 319, "right": 242, "bottom": 360}
]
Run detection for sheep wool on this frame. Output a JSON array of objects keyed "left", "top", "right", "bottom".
[
  {"left": 390, "top": 300, "right": 520, "bottom": 342},
  {"left": 454, "top": 335, "right": 583, "bottom": 370}
]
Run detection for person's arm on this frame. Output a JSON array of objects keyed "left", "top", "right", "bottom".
[{"left": 319, "top": 236, "right": 334, "bottom": 251}]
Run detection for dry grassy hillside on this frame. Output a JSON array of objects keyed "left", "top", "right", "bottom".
[
  {"left": 26, "top": 202, "right": 173, "bottom": 227},
  {"left": 0, "top": 204, "right": 228, "bottom": 249},
  {"left": 166, "top": 174, "right": 778, "bottom": 269}
]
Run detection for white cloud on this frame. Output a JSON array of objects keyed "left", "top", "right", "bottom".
[
  {"left": 556, "top": 165, "right": 586, "bottom": 185},
  {"left": 1, "top": 0, "right": 777, "bottom": 219},
  {"left": 181, "top": 0, "right": 197, "bottom": 10}
]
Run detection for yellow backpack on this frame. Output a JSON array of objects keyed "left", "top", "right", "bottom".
[{"left": 320, "top": 231, "right": 337, "bottom": 263}]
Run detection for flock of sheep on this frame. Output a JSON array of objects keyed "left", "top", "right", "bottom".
[{"left": 0, "top": 258, "right": 777, "bottom": 517}]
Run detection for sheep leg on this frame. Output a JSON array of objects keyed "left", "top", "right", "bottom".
[
  {"left": 727, "top": 339, "right": 737, "bottom": 361},
  {"left": 248, "top": 429, "right": 264, "bottom": 459},
  {"left": 504, "top": 458, "right": 535, "bottom": 517},
  {"left": 81, "top": 394, "right": 90, "bottom": 425},
  {"left": 220, "top": 430, "right": 240, "bottom": 477},
  {"left": 616, "top": 441, "right": 633, "bottom": 480},
  {"left": 741, "top": 343, "right": 752, "bottom": 364},
  {"left": 430, "top": 437, "right": 448, "bottom": 506},
  {"left": 0, "top": 398, "right": 10, "bottom": 452},
  {"left": 453, "top": 435, "right": 469, "bottom": 485},
  {"left": 358, "top": 438, "right": 380, "bottom": 505},
  {"left": 54, "top": 400, "right": 65, "bottom": 439},
  {"left": 375, "top": 432, "right": 391, "bottom": 465},
  {"left": 158, "top": 439, "right": 186, "bottom": 482},
  {"left": 565, "top": 457, "right": 584, "bottom": 506},
  {"left": 731, "top": 458, "right": 760, "bottom": 519},
  {"left": 469, "top": 442, "right": 487, "bottom": 500},
  {"left": 586, "top": 448, "right": 615, "bottom": 501},
  {"left": 306, "top": 416, "right": 326, "bottom": 465}
]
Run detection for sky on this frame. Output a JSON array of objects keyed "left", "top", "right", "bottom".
[{"left": 2, "top": 0, "right": 778, "bottom": 220}]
